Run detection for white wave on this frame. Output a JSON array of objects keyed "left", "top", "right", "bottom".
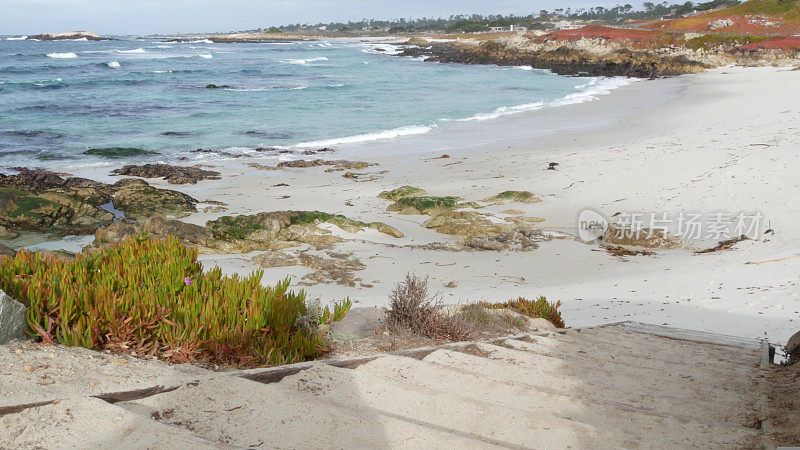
[
  {"left": 451, "top": 76, "right": 637, "bottom": 123},
  {"left": 317, "top": 42, "right": 332, "bottom": 47},
  {"left": 451, "top": 101, "right": 546, "bottom": 122},
  {"left": 190, "top": 39, "right": 213, "bottom": 44},
  {"left": 115, "top": 48, "right": 146, "bottom": 54},
  {"left": 550, "top": 77, "right": 637, "bottom": 107},
  {"left": 152, "top": 70, "right": 172, "bottom": 73},
  {"left": 197, "top": 54, "right": 213, "bottom": 59},
  {"left": 229, "top": 87, "right": 272, "bottom": 92},
  {"left": 283, "top": 56, "right": 328, "bottom": 65},
  {"left": 516, "top": 65, "right": 533, "bottom": 71},
  {"left": 360, "top": 43, "right": 402, "bottom": 55},
  {"left": 6, "top": 36, "right": 27, "bottom": 40},
  {"left": 46, "top": 52, "right": 78, "bottom": 59},
  {"left": 294, "top": 124, "right": 434, "bottom": 149},
  {"left": 106, "top": 61, "right": 121, "bottom": 68}
]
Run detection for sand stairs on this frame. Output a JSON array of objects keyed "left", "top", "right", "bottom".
[{"left": 0, "top": 322, "right": 770, "bottom": 448}]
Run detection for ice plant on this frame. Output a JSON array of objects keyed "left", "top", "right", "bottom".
[
  {"left": 482, "top": 296, "right": 565, "bottom": 328},
  {"left": 0, "top": 234, "right": 350, "bottom": 367}
]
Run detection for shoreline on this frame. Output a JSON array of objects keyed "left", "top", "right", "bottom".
[
  {"left": 187, "top": 66, "right": 798, "bottom": 344},
  {"left": 5, "top": 65, "right": 800, "bottom": 346}
]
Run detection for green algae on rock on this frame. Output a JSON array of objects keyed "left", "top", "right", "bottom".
[
  {"left": 83, "top": 147, "right": 159, "bottom": 158},
  {"left": 205, "top": 210, "right": 403, "bottom": 252},
  {"left": 378, "top": 186, "right": 426, "bottom": 201},
  {"left": 0, "top": 169, "right": 198, "bottom": 236},
  {"left": 112, "top": 179, "right": 197, "bottom": 219},
  {"left": 485, "top": 190, "right": 541, "bottom": 204}
]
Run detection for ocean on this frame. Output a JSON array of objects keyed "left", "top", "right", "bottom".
[{"left": 0, "top": 36, "right": 633, "bottom": 168}]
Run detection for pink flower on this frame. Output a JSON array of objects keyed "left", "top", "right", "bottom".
[{"left": 184, "top": 277, "right": 193, "bottom": 285}]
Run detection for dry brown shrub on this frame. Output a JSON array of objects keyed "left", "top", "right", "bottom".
[{"left": 385, "top": 273, "right": 473, "bottom": 341}]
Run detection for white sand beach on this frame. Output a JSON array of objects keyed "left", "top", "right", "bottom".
[{"left": 71, "top": 65, "right": 800, "bottom": 346}]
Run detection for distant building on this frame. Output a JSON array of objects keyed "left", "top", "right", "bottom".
[
  {"left": 318, "top": 25, "right": 327, "bottom": 31},
  {"left": 489, "top": 26, "right": 505, "bottom": 32}
]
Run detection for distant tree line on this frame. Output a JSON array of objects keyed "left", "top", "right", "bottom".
[{"left": 236, "top": 0, "right": 741, "bottom": 34}]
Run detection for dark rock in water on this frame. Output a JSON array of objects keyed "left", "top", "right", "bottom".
[
  {"left": 243, "top": 131, "right": 296, "bottom": 139},
  {"left": 205, "top": 84, "right": 232, "bottom": 89},
  {"left": 161, "top": 131, "right": 195, "bottom": 137},
  {"left": 111, "top": 163, "right": 222, "bottom": 185},
  {"left": 28, "top": 31, "right": 106, "bottom": 41},
  {"left": 83, "top": 147, "right": 159, "bottom": 158},
  {"left": 0, "top": 168, "right": 198, "bottom": 236}
]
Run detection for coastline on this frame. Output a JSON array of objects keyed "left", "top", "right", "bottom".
[
  {"left": 6, "top": 65, "right": 800, "bottom": 345},
  {"left": 111, "top": 65, "right": 799, "bottom": 344}
]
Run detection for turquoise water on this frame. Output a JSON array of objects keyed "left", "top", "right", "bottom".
[{"left": 0, "top": 37, "right": 628, "bottom": 166}]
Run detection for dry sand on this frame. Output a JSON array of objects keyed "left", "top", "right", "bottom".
[{"left": 68, "top": 65, "right": 800, "bottom": 347}]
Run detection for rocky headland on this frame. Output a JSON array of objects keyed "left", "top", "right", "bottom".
[{"left": 399, "top": 25, "right": 800, "bottom": 78}]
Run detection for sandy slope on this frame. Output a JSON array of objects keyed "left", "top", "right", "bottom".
[{"left": 75, "top": 65, "right": 800, "bottom": 346}]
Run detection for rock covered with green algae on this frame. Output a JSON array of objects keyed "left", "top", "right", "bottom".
[
  {"left": 206, "top": 210, "right": 403, "bottom": 252},
  {"left": 378, "top": 185, "right": 554, "bottom": 251},
  {"left": 378, "top": 186, "right": 426, "bottom": 201},
  {"left": 0, "top": 168, "right": 198, "bottom": 236},
  {"left": 111, "top": 178, "right": 197, "bottom": 219},
  {"left": 484, "top": 190, "right": 541, "bottom": 204},
  {"left": 91, "top": 210, "right": 404, "bottom": 254},
  {"left": 82, "top": 147, "right": 159, "bottom": 158}
]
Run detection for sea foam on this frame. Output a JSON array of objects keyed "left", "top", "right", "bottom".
[
  {"left": 294, "top": 124, "right": 433, "bottom": 148},
  {"left": 284, "top": 56, "right": 328, "bottom": 65},
  {"left": 115, "top": 48, "right": 146, "bottom": 54},
  {"left": 46, "top": 52, "right": 78, "bottom": 59},
  {"left": 106, "top": 61, "right": 121, "bottom": 68}
]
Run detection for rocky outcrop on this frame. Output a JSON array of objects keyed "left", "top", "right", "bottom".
[
  {"left": 0, "top": 169, "right": 197, "bottom": 236},
  {"left": 91, "top": 217, "right": 214, "bottom": 249},
  {"left": 398, "top": 38, "right": 708, "bottom": 78},
  {"left": 601, "top": 224, "right": 684, "bottom": 249},
  {"left": 206, "top": 210, "right": 403, "bottom": 252},
  {"left": 253, "top": 250, "right": 368, "bottom": 287},
  {"left": 276, "top": 159, "right": 376, "bottom": 171},
  {"left": 89, "top": 210, "right": 403, "bottom": 254},
  {"left": 28, "top": 31, "right": 105, "bottom": 41},
  {"left": 111, "top": 179, "right": 197, "bottom": 219},
  {"left": 111, "top": 164, "right": 222, "bottom": 184},
  {"left": 0, "top": 291, "right": 27, "bottom": 344}
]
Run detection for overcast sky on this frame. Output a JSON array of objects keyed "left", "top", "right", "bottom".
[{"left": 1, "top": 0, "right": 637, "bottom": 35}]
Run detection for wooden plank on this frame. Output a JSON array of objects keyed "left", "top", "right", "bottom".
[{"left": 612, "top": 321, "right": 762, "bottom": 350}]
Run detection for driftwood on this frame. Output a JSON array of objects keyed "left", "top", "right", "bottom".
[
  {"left": 695, "top": 235, "right": 748, "bottom": 254},
  {"left": 595, "top": 245, "right": 655, "bottom": 257},
  {"left": 746, "top": 254, "right": 800, "bottom": 265}
]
